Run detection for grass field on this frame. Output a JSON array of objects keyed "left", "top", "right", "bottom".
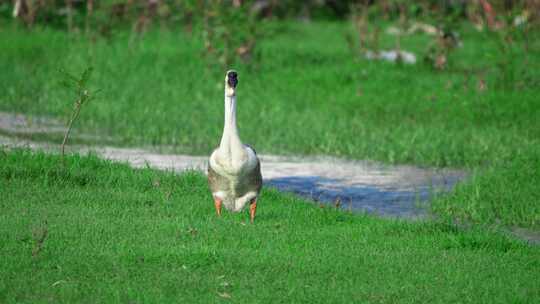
[
  {"left": 1, "top": 22, "right": 539, "bottom": 167},
  {"left": 1, "top": 21, "right": 539, "bottom": 228},
  {"left": 1, "top": 18, "right": 540, "bottom": 302},
  {"left": 1, "top": 150, "right": 539, "bottom": 303}
]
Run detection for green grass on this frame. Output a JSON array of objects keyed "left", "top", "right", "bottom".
[
  {"left": 0, "top": 22, "right": 539, "bottom": 226},
  {"left": 1, "top": 22, "right": 539, "bottom": 167},
  {"left": 1, "top": 150, "right": 539, "bottom": 303},
  {"left": 433, "top": 148, "right": 540, "bottom": 228}
]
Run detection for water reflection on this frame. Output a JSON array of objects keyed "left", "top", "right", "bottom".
[{"left": 266, "top": 174, "right": 463, "bottom": 219}]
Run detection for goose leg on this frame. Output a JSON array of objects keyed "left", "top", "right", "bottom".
[
  {"left": 249, "top": 199, "right": 257, "bottom": 223},
  {"left": 213, "top": 197, "right": 222, "bottom": 217}
]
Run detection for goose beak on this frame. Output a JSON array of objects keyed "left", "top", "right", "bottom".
[
  {"left": 227, "top": 73, "right": 238, "bottom": 88},
  {"left": 225, "top": 70, "right": 238, "bottom": 97}
]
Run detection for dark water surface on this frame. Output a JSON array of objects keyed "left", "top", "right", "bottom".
[{"left": 261, "top": 156, "right": 466, "bottom": 219}]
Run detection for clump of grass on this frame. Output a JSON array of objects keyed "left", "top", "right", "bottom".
[
  {"left": 347, "top": 2, "right": 381, "bottom": 55},
  {"left": 433, "top": 151, "right": 540, "bottom": 229},
  {"left": 424, "top": 27, "right": 461, "bottom": 70},
  {"left": 31, "top": 221, "right": 48, "bottom": 257},
  {"left": 202, "top": 1, "right": 262, "bottom": 67}
]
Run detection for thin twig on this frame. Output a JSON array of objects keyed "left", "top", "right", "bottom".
[{"left": 61, "top": 99, "right": 82, "bottom": 159}]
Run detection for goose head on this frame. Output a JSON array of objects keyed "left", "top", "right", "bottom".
[{"left": 225, "top": 70, "right": 238, "bottom": 97}]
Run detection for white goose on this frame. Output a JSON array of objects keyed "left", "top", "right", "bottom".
[{"left": 208, "top": 70, "right": 262, "bottom": 223}]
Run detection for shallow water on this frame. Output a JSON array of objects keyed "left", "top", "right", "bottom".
[
  {"left": 0, "top": 111, "right": 466, "bottom": 218},
  {"left": 1, "top": 139, "right": 465, "bottom": 219},
  {"left": 260, "top": 155, "right": 465, "bottom": 219},
  {"left": 84, "top": 146, "right": 467, "bottom": 218}
]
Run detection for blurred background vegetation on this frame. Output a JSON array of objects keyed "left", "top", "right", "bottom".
[
  {"left": 2, "top": 0, "right": 539, "bottom": 66},
  {"left": 3, "top": 0, "right": 540, "bottom": 28}
]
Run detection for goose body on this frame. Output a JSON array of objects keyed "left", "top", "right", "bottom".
[{"left": 208, "top": 70, "right": 262, "bottom": 222}]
